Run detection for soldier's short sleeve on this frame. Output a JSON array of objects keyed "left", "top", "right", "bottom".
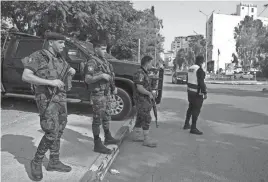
[
  {"left": 21, "top": 51, "right": 43, "bottom": 73},
  {"left": 84, "top": 60, "right": 96, "bottom": 76},
  {"left": 133, "top": 70, "right": 145, "bottom": 85}
]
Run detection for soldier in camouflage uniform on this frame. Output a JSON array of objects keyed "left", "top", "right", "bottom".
[
  {"left": 21, "top": 32, "right": 76, "bottom": 181},
  {"left": 132, "top": 56, "right": 158, "bottom": 148},
  {"left": 84, "top": 39, "right": 119, "bottom": 154}
]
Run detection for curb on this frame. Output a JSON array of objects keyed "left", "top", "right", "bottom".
[
  {"left": 205, "top": 81, "right": 268, "bottom": 85},
  {"left": 81, "top": 108, "right": 136, "bottom": 182}
]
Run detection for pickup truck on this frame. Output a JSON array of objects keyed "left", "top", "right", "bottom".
[{"left": 1, "top": 32, "right": 164, "bottom": 121}]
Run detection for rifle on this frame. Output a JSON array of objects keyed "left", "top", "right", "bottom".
[
  {"left": 41, "top": 62, "right": 71, "bottom": 117},
  {"left": 151, "top": 95, "right": 159, "bottom": 128}
]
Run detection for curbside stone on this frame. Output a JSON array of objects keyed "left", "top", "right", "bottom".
[{"left": 80, "top": 108, "right": 136, "bottom": 182}]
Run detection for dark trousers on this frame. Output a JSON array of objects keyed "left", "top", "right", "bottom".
[{"left": 185, "top": 92, "right": 204, "bottom": 129}]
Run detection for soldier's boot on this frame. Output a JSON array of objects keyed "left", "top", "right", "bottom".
[
  {"left": 132, "top": 127, "right": 144, "bottom": 142},
  {"left": 47, "top": 138, "right": 72, "bottom": 172},
  {"left": 94, "top": 138, "right": 112, "bottom": 154},
  {"left": 31, "top": 136, "right": 53, "bottom": 181},
  {"left": 104, "top": 130, "right": 120, "bottom": 145},
  {"left": 143, "top": 130, "right": 158, "bottom": 148},
  {"left": 47, "top": 154, "right": 72, "bottom": 172}
]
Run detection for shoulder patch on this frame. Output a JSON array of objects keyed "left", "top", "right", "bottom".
[{"left": 139, "top": 73, "right": 144, "bottom": 82}]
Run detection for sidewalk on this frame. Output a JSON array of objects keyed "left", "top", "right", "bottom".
[
  {"left": 205, "top": 80, "right": 268, "bottom": 85},
  {"left": 1, "top": 110, "right": 135, "bottom": 182}
]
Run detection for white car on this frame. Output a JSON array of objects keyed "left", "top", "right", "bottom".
[
  {"left": 241, "top": 72, "right": 254, "bottom": 79},
  {"left": 164, "top": 68, "right": 173, "bottom": 75},
  {"left": 234, "top": 71, "right": 253, "bottom": 79}
]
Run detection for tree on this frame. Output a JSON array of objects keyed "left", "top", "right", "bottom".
[
  {"left": 234, "top": 15, "right": 267, "bottom": 71},
  {"left": 1, "top": 1, "right": 165, "bottom": 62},
  {"left": 173, "top": 35, "right": 206, "bottom": 70}
]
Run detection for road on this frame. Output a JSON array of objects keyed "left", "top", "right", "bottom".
[{"left": 105, "top": 75, "right": 268, "bottom": 182}]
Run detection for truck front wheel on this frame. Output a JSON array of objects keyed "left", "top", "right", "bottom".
[{"left": 110, "top": 87, "right": 132, "bottom": 121}]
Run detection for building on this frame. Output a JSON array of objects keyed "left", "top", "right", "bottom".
[
  {"left": 171, "top": 35, "right": 202, "bottom": 53},
  {"left": 207, "top": 3, "right": 268, "bottom": 73},
  {"left": 164, "top": 51, "right": 176, "bottom": 68}
]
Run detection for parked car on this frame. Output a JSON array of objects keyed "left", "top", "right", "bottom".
[
  {"left": 234, "top": 71, "right": 254, "bottom": 79},
  {"left": 241, "top": 72, "right": 254, "bottom": 79},
  {"left": 1, "top": 32, "right": 164, "bottom": 120},
  {"left": 164, "top": 68, "right": 173, "bottom": 75},
  {"left": 172, "top": 71, "right": 188, "bottom": 84}
]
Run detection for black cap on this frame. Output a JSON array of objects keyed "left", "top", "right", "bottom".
[
  {"left": 91, "top": 38, "right": 107, "bottom": 47},
  {"left": 44, "top": 31, "right": 65, "bottom": 40}
]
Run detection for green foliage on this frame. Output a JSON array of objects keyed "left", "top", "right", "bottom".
[
  {"left": 174, "top": 35, "right": 206, "bottom": 70},
  {"left": 234, "top": 15, "right": 268, "bottom": 72},
  {"left": 1, "top": 1, "right": 164, "bottom": 62}
]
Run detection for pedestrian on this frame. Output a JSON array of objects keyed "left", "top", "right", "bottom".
[
  {"left": 84, "top": 39, "right": 119, "bottom": 154},
  {"left": 183, "top": 55, "right": 207, "bottom": 135},
  {"left": 21, "top": 31, "right": 76, "bottom": 181},
  {"left": 132, "top": 55, "right": 158, "bottom": 147}
]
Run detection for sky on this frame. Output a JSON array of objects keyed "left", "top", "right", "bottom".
[{"left": 132, "top": 1, "right": 268, "bottom": 52}]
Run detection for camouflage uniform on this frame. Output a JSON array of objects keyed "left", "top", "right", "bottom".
[
  {"left": 133, "top": 67, "right": 153, "bottom": 130},
  {"left": 84, "top": 54, "right": 119, "bottom": 154},
  {"left": 133, "top": 66, "right": 158, "bottom": 147},
  {"left": 21, "top": 49, "right": 71, "bottom": 174},
  {"left": 85, "top": 55, "right": 115, "bottom": 133}
]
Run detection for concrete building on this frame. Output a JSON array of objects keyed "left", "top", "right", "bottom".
[
  {"left": 164, "top": 51, "right": 176, "bottom": 68},
  {"left": 207, "top": 3, "right": 268, "bottom": 73},
  {"left": 171, "top": 35, "right": 202, "bottom": 53}
]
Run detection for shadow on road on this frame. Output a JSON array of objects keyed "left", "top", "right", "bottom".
[
  {"left": 202, "top": 103, "right": 268, "bottom": 125},
  {"left": 38, "top": 128, "right": 94, "bottom": 144},
  {"left": 1, "top": 97, "right": 93, "bottom": 116},
  {"left": 159, "top": 96, "right": 268, "bottom": 125},
  {"left": 1, "top": 134, "right": 49, "bottom": 181}
]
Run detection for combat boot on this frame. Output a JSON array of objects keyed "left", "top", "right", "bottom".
[
  {"left": 190, "top": 128, "right": 203, "bottom": 135},
  {"left": 143, "top": 130, "right": 157, "bottom": 148},
  {"left": 30, "top": 160, "right": 43, "bottom": 181},
  {"left": 132, "top": 127, "right": 144, "bottom": 142},
  {"left": 104, "top": 130, "right": 120, "bottom": 145},
  {"left": 94, "top": 138, "right": 112, "bottom": 154},
  {"left": 47, "top": 154, "right": 72, "bottom": 172},
  {"left": 31, "top": 136, "right": 54, "bottom": 181},
  {"left": 183, "top": 123, "right": 191, "bottom": 130}
]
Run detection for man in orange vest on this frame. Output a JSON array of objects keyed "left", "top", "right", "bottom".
[{"left": 183, "top": 56, "right": 207, "bottom": 135}]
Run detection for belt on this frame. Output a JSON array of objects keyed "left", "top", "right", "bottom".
[
  {"left": 187, "top": 87, "right": 204, "bottom": 96},
  {"left": 187, "top": 87, "right": 198, "bottom": 92}
]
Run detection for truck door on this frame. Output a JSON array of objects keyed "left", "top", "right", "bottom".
[{"left": 2, "top": 37, "right": 44, "bottom": 94}]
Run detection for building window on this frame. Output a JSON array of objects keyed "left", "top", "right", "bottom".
[
  {"left": 242, "top": 7, "right": 244, "bottom": 10},
  {"left": 251, "top": 8, "right": 254, "bottom": 12},
  {"left": 251, "top": 15, "right": 254, "bottom": 19}
]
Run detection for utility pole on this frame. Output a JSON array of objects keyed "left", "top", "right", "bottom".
[{"left": 138, "top": 39, "right": 141, "bottom": 63}]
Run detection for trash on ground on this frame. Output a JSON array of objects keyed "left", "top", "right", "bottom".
[{"left": 109, "top": 169, "right": 120, "bottom": 175}]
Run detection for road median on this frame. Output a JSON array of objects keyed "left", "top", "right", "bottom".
[{"left": 205, "top": 80, "right": 268, "bottom": 85}]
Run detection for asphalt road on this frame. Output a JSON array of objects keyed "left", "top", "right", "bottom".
[{"left": 105, "top": 75, "right": 268, "bottom": 182}]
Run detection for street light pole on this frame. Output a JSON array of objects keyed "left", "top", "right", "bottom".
[{"left": 138, "top": 39, "right": 140, "bottom": 63}]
